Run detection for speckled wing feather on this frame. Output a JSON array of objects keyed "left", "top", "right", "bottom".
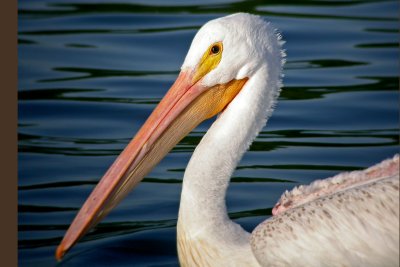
[{"left": 251, "top": 155, "right": 399, "bottom": 267}]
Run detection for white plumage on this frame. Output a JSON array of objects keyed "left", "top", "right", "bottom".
[{"left": 176, "top": 13, "right": 399, "bottom": 267}]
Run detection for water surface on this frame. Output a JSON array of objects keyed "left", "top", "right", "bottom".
[{"left": 18, "top": 0, "right": 399, "bottom": 266}]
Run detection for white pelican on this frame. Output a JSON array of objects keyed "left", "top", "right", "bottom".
[{"left": 56, "top": 13, "right": 400, "bottom": 266}]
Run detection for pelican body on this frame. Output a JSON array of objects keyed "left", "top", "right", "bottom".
[{"left": 56, "top": 13, "right": 400, "bottom": 266}]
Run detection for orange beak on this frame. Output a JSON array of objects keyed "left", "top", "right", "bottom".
[{"left": 55, "top": 68, "right": 248, "bottom": 260}]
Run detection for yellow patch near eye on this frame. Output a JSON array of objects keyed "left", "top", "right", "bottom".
[{"left": 192, "top": 42, "right": 223, "bottom": 84}]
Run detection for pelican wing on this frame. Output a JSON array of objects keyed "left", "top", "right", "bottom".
[{"left": 250, "top": 155, "right": 400, "bottom": 267}]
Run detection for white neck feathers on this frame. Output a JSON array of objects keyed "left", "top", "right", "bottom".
[{"left": 177, "top": 62, "right": 281, "bottom": 266}]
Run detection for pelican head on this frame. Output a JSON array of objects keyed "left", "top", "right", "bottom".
[
  {"left": 56, "top": 13, "right": 284, "bottom": 260},
  {"left": 182, "top": 13, "right": 283, "bottom": 87}
]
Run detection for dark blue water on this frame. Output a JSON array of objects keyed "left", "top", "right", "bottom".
[{"left": 18, "top": 1, "right": 399, "bottom": 266}]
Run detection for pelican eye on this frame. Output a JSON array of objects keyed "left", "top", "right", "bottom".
[
  {"left": 193, "top": 42, "right": 223, "bottom": 83},
  {"left": 210, "top": 44, "right": 221, "bottom": 55}
]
